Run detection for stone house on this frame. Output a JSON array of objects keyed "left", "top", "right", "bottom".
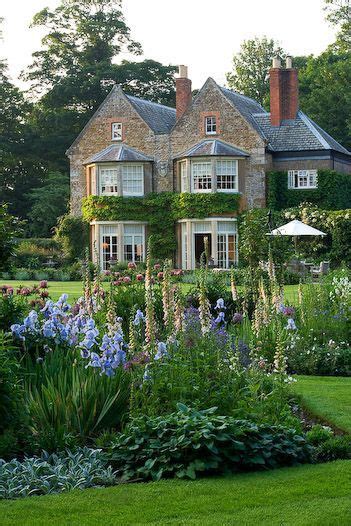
[{"left": 67, "top": 58, "right": 351, "bottom": 270}]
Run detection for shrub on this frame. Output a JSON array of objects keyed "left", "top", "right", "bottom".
[
  {"left": 313, "top": 436, "right": 351, "bottom": 462},
  {"left": 0, "top": 333, "right": 24, "bottom": 434},
  {"left": 0, "top": 294, "right": 27, "bottom": 331},
  {"left": 109, "top": 404, "right": 311, "bottom": 481},
  {"left": 54, "top": 214, "right": 89, "bottom": 262},
  {"left": 25, "top": 350, "right": 130, "bottom": 452},
  {"left": 0, "top": 448, "right": 116, "bottom": 499},
  {"left": 306, "top": 425, "right": 333, "bottom": 446},
  {"left": 0, "top": 204, "right": 23, "bottom": 272}
]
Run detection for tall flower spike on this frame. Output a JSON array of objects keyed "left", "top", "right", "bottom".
[
  {"left": 230, "top": 267, "right": 238, "bottom": 301},
  {"left": 198, "top": 270, "right": 211, "bottom": 335},
  {"left": 174, "top": 286, "right": 184, "bottom": 334},
  {"left": 83, "top": 248, "right": 93, "bottom": 316},
  {"left": 144, "top": 238, "right": 156, "bottom": 353},
  {"left": 162, "top": 260, "right": 174, "bottom": 334},
  {"left": 273, "top": 329, "right": 287, "bottom": 376}
]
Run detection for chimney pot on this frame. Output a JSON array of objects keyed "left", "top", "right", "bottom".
[
  {"left": 286, "top": 56, "right": 292, "bottom": 69},
  {"left": 272, "top": 57, "right": 281, "bottom": 68},
  {"left": 178, "top": 65, "right": 188, "bottom": 78}
]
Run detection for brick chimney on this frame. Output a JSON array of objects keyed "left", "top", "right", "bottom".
[
  {"left": 270, "top": 56, "right": 299, "bottom": 126},
  {"left": 176, "top": 65, "right": 192, "bottom": 120}
]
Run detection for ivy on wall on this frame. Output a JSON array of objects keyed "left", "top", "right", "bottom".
[
  {"left": 267, "top": 170, "right": 351, "bottom": 211},
  {"left": 82, "top": 192, "right": 241, "bottom": 259}
]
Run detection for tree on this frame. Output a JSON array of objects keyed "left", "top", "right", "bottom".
[
  {"left": 298, "top": 46, "right": 351, "bottom": 149},
  {"left": 23, "top": 0, "right": 176, "bottom": 172},
  {"left": 0, "top": 204, "right": 23, "bottom": 271},
  {"left": 324, "top": 0, "right": 351, "bottom": 47},
  {"left": 226, "top": 37, "right": 286, "bottom": 106},
  {"left": 26, "top": 172, "right": 70, "bottom": 237},
  {"left": 0, "top": 20, "right": 46, "bottom": 222}
]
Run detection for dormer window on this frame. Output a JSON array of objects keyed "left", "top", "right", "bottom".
[
  {"left": 288, "top": 169, "right": 317, "bottom": 189},
  {"left": 111, "top": 122, "right": 122, "bottom": 141},
  {"left": 205, "top": 116, "right": 217, "bottom": 135}
]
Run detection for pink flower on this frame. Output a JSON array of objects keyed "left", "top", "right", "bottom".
[
  {"left": 39, "top": 280, "right": 48, "bottom": 289},
  {"left": 128, "top": 262, "right": 136, "bottom": 269},
  {"left": 123, "top": 276, "right": 131, "bottom": 284},
  {"left": 136, "top": 274, "right": 144, "bottom": 281},
  {"left": 40, "top": 290, "right": 49, "bottom": 298},
  {"left": 114, "top": 272, "right": 120, "bottom": 278},
  {"left": 7, "top": 287, "right": 14, "bottom": 295},
  {"left": 18, "top": 287, "right": 31, "bottom": 296},
  {"left": 113, "top": 280, "right": 121, "bottom": 286},
  {"left": 157, "top": 272, "right": 164, "bottom": 281},
  {"left": 154, "top": 263, "right": 161, "bottom": 270},
  {"left": 104, "top": 270, "right": 111, "bottom": 276}
]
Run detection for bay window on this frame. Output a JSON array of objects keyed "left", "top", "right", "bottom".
[
  {"left": 186, "top": 158, "right": 238, "bottom": 193},
  {"left": 288, "top": 169, "right": 318, "bottom": 189}
]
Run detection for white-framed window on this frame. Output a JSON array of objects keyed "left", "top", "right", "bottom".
[
  {"left": 123, "top": 224, "right": 145, "bottom": 263},
  {"left": 191, "top": 161, "right": 212, "bottom": 192},
  {"left": 180, "top": 161, "right": 188, "bottom": 192},
  {"left": 101, "top": 225, "right": 118, "bottom": 270},
  {"left": 100, "top": 167, "right": 118, "bottom": 195},
  {"left": 288, "top": 169, "right": 318, "bottom": 189},
  {"left": 121, "top": 164, "right": 144, "bottom": 196},
  {"left": 217, "top": 221, "right": 237, "bottom": 269},
  {"left": 205, "top": 116, "right": 217, "bottom": 135},
  {"left": 111, "top": 122, "right": 122, "bottom": 141},
  {"left": 216, "top": 160, "right": 238, "bottom": 192}
]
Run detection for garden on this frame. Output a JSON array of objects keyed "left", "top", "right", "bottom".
[{"left": 0, "top": 224, "right": 350, "bottom": 519}]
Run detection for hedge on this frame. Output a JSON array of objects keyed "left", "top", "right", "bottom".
[{"left": 267, "top": 170, "right": 351, "bottom": 211}]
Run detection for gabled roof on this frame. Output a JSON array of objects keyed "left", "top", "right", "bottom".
[
  {"left": 126, "top": 95, "right": 176, "bottom": 134},
  {"left": 252, "top": 110, "right": 350, "bottom": 155},
  {"left": 84, "top": 144, "right": 153, "bottom": 164},
  {"left": 175, "top": 139, "right": 249, "bottom": 159},
  {"left": 219, "top": 86, "right": 268, "bottom": 139}
]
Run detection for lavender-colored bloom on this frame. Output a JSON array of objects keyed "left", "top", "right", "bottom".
[
  {"left": 232, "top": 312, "right": 243, "bottom": 324},
  {"left": 43, "top": 320, "right": 56, "bottom": 338},
  {"left": 215, "top": 298, "right": 226, "bottom": 310},
  {"left": 133, "top": 309, "right": 145, "bottom": 326},
  {"left": 214, "top": 311, "right": 226, "bottom": 324},
  {"left": 155, "top": 341, "right": 167, "bottom": 360},
  {"left": 286, "top": 318, "right": 297, "bottom": 330},
  {"left": 80, "top": 348, "right": 90, "bottom": 359},
  {"left": 10, "top": 323, "right": 26, "bottom": 340}
]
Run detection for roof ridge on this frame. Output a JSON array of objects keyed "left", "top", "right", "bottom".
[
  {"left": 126, "top": 94, "right": 176, "bottom": 112},
  {"left": 298, "top": 111, "right": 330, "bottom": 149}
]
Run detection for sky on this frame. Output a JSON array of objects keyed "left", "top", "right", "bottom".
[{"left": 1, "top": 0, "right": 336, "bottom": 89}]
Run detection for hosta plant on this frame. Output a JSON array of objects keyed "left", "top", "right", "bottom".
[{"left": 109, "top": 404, "right": 311, "bottom": 481}]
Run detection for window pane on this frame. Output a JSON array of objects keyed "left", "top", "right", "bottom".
[
  {"left": 102, "top": 235, "right": 118, "bottom": 270},
  {"left": 122, "top": 165, "right": 143, "bottom": 196},
  {"left": 205, "top": 116, "right": 216, "bottom": 134},
  {"left": 192, "top": 162, "right": 212, "bottom": 191},
  {"left": 112, "top": 122, "right": 122, "bottom": 141},
  {"left": 100, "top": 168, "right": 118, "bottom": 194},
  {"left": 216, "top": 160, "right": 237, "bottom": 191}
]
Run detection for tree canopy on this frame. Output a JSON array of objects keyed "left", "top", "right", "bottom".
[{"left": 226, "top": 37, "right": 286, "bottom": 106}]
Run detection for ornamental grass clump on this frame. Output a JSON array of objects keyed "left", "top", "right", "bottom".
[{"left": 109, "top": 404, "right": 311, "bottom": 482}]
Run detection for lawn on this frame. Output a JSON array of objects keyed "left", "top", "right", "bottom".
[
  {"left": 1, "top": 461, "right": 350, "bottom": 525},
  {"left": 1, "top": 280, "right": 301, "bottom": 303},
  {"left": 293, "top": 375, "right": 351, "bottom": 433}
]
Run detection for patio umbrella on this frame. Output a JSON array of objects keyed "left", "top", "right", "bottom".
[{"left": 267, "top": 219, "right": 326, "bottom": 254}]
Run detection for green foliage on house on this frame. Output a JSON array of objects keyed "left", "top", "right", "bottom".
[
  {"left": 267, "top": 170, "right": 351, "bottom": 211},
  {"left": 82, "top": 192, "right": 240, "bottom": 260}
]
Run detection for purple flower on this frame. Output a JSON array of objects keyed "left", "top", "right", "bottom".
[{"left": 232, "top": 312, "right": 243, "bottom": 324}]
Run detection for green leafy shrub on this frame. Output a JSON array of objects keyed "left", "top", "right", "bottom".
[
  {"left": 25, "top": 351, "right": 130, "bottom": 452},
  {"left": 0, "top": 204, "right": 23, "bottom": 272},
  {"left": 54, "top": 214, "right": 89, "bottom": 262},
  {"left": 14, "top": 239, "right": 62, "bottom": 269},
  {"left": 0, "top": 333, "right": 24, "bottom": 434},
  {"left": 109, "top": 404, "right": 311, "bottom": 481},
  {"left": 313, "top": 436, "right": 351, "bottom": 462},
  {"left": 306, "top": 425, "right": 333, "bottom": 446},
  {"left": 0, "top": 295, "right": 27, "bottom": 331},
  {"left": 0, "top": 448, "right": 116, "bottom": 499}
]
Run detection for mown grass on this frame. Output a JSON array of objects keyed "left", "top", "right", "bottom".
[
  {"left": 293, "top": 375, "right": 351, "bottom": 433},
  {"left": 0, "top": 280, "right": 301, "bottom": 303},
  {"left": 1, "top": 461, "right": 350, "bottom": 525}
]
